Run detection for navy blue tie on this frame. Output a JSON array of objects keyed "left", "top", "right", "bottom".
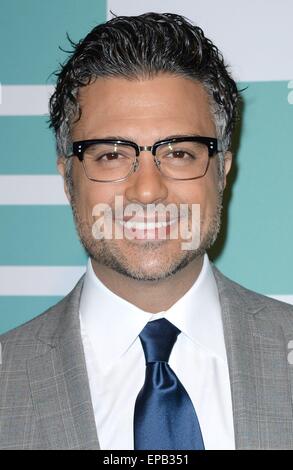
[{"left": 134, "top": 318, "right": 205, "bottom": 450}]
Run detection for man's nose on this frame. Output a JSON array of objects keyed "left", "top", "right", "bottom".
[{"left": 124, "top": 151, "right": 168, "bottom": 205}]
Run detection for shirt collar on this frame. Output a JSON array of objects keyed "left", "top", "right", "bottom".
[{"left": 79, "top": 254, "right": 226, "bottom": 373}]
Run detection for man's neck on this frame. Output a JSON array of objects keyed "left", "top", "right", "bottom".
[{"left": 90, "top": 255, "right": 204, "bottom": 313}]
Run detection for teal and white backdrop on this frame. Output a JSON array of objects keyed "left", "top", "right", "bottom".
[{"left": 0, "top": 0, "right": 292, "bottom": 334}]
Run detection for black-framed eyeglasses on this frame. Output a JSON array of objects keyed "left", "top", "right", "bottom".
[{"left": 66, "top": 135, "right": 222, "bottom": 183}]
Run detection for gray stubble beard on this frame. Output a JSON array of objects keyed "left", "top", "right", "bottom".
[{"left": 69, "top": 188, "right": 223, "bottom": 282}]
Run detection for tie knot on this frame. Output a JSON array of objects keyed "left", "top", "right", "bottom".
[{"left": 139, "top": 318, "right": 181, "bottom": 364}]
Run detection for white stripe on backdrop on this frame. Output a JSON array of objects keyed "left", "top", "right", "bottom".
[
  {"left": 0, "top": 85, "right": 54, "bottom": 115},
  {"left": 0, "top": 266, "right": 86, "bottom": 296},
  {"left": 107, "top": 0, "right": 293, "bottom": 82},
  {"left": 0, "top": 175, "right": 68, "bottom": 205}
]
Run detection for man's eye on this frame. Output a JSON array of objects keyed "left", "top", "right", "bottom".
[
  {"left": 166, "top": 151, "right": 195, "bottom": 160},
  {"left": 97, "top": 152, "right": 121, "bottom": 161}
]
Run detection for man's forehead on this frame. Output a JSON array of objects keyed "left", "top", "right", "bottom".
[
  {"left": 72, "top": 79, "right": 216, "bottom": 142},
  {"left": 77, "top": 74, "right": 209, "bottom": 105}
]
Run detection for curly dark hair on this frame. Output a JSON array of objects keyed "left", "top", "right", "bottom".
[{"left": 49, "top": 11, "right": 239, "bottom": 183}]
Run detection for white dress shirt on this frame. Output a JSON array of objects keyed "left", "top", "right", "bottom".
[{"left": 79, "top": 254, "right": 235, "bottom": 450}]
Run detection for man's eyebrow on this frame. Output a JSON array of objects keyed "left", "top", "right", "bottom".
[{"left": 93, "top": 133, "right": 199, "bottom": 142}]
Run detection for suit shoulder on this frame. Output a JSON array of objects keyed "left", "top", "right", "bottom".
[
  {"left": 0, "top": 296, "right": 65, "bottom": 366},
  {"left": 0, "top": 291, "right": 71, "bottom": 341},
  {"left": 0, "top": 274, "right": 85, "bottom": 359},
  {"left": 212, "top": 265, "right": 293, "bottom": 325}
]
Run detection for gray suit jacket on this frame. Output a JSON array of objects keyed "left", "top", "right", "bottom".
[{"left": 1, "top": 266, "right": 293, "bottom": 449}]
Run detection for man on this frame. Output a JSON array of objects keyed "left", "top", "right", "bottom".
[{"left": 1, "top": 12, "right": 293, "bottom": 450}]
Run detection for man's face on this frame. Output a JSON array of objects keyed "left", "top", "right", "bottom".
[{"left": 58, "top": 74, "right": 231, "bottom": 281}]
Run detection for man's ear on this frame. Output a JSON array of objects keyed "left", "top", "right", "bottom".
[
  {"left": 57, "top": 156, "right": 71, "bottom": 204},
  {"left": 223, "top": 151, "right": 232, "bottom": 189}
]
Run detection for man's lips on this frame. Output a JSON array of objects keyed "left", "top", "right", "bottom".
[
  {"left": 117, "top": 215, "right": 176, "bottom": 223},
  {"left": 116, "top": 218, "right": 178, "bottom": 229}
]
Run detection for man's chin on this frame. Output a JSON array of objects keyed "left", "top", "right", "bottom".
[{"left": 88, "top": 244, "right": 204, "bottom": 282}]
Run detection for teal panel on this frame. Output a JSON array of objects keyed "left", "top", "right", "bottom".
[
  {"left": 0, "top": 0, "right": 107, "bottom": 84},
  {"left": 0, "top": 296, "right": 61, "bottom": 335},
  {"left": 214, "top": 81, "right": 293, "bottom": 295},
  {"left": 0, "top": 0, "right": 105, "bottom": 335},
  {"left": 0, "top": 116, "right": 57, "bottom": 174},
  {"left": 0, "top": 206, "right": 88, "bottom": 265}
]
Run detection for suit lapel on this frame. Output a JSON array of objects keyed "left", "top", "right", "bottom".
[
  {"left": 27, "top": 276, "right": 100, "bottom": 450},
  {"left": 213, "top": 267, "right": 293, "bottom": 449}
]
